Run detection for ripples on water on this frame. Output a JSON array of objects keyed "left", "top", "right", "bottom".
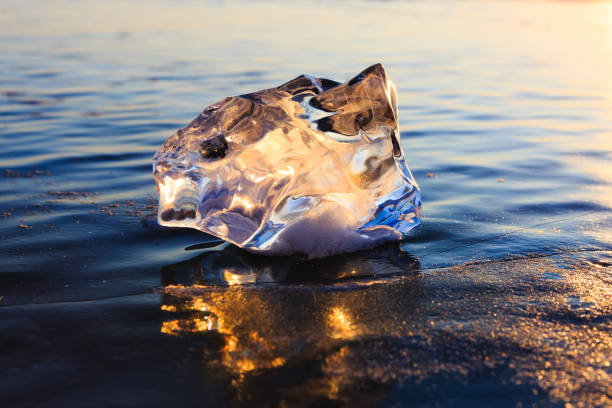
[{"left": 0, "top": 1, "right": 611, "bottom": 407}]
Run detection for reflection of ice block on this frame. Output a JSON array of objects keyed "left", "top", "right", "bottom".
[{"left": 153, "top": 63, "right": 421, "bottom": 258}]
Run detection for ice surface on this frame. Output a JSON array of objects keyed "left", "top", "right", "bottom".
[{"left": 153, "top": 64, "right": 421, "bottom": 257}]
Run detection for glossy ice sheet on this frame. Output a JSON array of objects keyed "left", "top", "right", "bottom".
[{"left": 2, "top": 252, "right": 610, "bottom": 407}]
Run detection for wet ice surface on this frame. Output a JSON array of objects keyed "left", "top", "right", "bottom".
[
  {"left": 1, "top": 1, "right": 612, "bottom": 407},
  {"left": 154, "top": 64, "right": 421, "bottom": 257}
]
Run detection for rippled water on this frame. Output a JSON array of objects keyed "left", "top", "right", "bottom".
[{"left": 1, "top": 1, "right": 611, "bottom": 407}]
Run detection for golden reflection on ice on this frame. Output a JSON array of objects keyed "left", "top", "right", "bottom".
[
  {"left": 158, "top": 254, "right": 611, "bottom": 406},
  {"left": 159, "top": 288, "right": 292, "bottom": 377},
  {"left": 327, "top": 307, "right": 358, "bottom": 340},
  {"left": 223, "top": 270, "right": 256, "bottom": 286},
  {"left": 276, "top": 165, "right": 295, "bottom": 178},
  {"left": 158, "top": 176, "right": 185, "bottom": 207},
  {"left": 228, "top": 195, "right": 255, "bottom": 212}
]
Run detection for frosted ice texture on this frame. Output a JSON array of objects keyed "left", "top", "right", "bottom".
[{"left": 153, "top": 64, "right": 421, "bottom": 257}]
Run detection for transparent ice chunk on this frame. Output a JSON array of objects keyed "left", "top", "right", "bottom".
[{"left": 153, "top": 64, "right": 421, "bottom": 257}]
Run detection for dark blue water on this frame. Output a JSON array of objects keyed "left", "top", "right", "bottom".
[{"left": 1, "top": 1, "right": 611, "bottom": 407}]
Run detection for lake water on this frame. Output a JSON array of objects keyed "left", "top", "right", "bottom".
[{"left": 1, "top": 1, "right": 611, "bottom": 407}]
